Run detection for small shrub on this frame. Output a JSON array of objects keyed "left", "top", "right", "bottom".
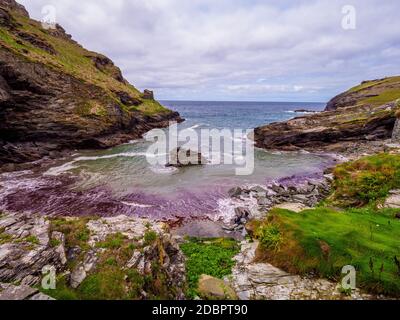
[
  {"left": 144, "top": 231, "right": 157, "bottom": 245},
  {"left": 96, "top": 233, "right": 125, "bottom": 249},
  {"left": 332, "top": 154, "right": 400, "bottom": 206},
  {"left": 255, "top": 224, "right": 282, "bottom": 251}
]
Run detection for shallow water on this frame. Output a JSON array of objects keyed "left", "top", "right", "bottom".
[{"left": 0, "top": 101, "right": 332, "bottom": 223}]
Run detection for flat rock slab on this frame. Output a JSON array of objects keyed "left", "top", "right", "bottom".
[
  {"left": 229, "top": 241, "right": 374, "bottom": 300},
  {"left": 0, "top": 283, "right": 38, "bottom": 300},
  {"left": 273, "top": 202, "right": 311, "bottom": 213},
  {"left": 384, "top": 191, "right": 400, "bottom": 208}
]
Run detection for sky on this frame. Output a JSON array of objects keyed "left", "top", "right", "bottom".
[{"left": 17, "top": 0, "right": 400, "bottom": 102}]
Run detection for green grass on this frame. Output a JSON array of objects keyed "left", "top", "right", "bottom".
[
  {"left": 331, "top": 153, "right": 400, "bottom": 207},
  {"left": 344, "top": 76, "right": 400, "bottom": 107},
  {"left": 144, "top": 230, "right": 157, "bottom": 246},
  {"left": 180, "top": 238, "right": 240, "bottom": 299},
  {"left": 96, "top": 233, "right": 126, "bottom": 249},
  {"left": 0, "top": 228, "right": 13, "bottom": 245},
  {"left": 253, "top": 207, "right": 400, "bottom": 296},
  {"left": 362, "top": 89, "right": 400, "bottom": 107}
]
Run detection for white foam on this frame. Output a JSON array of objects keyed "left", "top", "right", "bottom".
[
  {"left": 149, "top": 166, "right": 179, "bottom": 175},
  {"left": 215, "top": 195, "right": 259, "bottom": 224},
  {"left": 44, "top": 152, "right": 155, "bottom": 176},
  {"left": 121, "top": 201, "right": 154, "bottom": 208}
]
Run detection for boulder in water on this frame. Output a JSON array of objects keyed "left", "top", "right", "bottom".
[{"left": 166, "top": 147, "right": 207, "bottom": 168}]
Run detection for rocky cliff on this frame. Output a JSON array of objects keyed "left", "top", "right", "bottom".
[
  {"left": 255, "top": 76, "right": 400, "bottom": 155},
  {"left": 0, "top": 0, "right": 182, "bottom": 167}
]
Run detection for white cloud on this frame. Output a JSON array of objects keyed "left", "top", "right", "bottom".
[{"left": 17, "top": 0, "right": 400, "bottom": 101}]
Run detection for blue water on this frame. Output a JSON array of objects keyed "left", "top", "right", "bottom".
[
  {"left": 8, "top": 101, "right": 332, "bottom": 220},
  {"left": 161, "top": 100, "right": 325, "bottom": 130}
]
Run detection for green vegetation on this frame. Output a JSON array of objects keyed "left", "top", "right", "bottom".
[
  {"left": 41, "top": 227, "right": 175, "bottom": 300},
  {"left": 0, "top": 228, "right": 13, "bottom": 245},
  {"left": 24, "top": 235, "right": 40, "bottom": 245},
  {"left": 144, "top": 230, "right": 157, "bottom": 246},
  {"left": 347, "top": 76, "right": 400, "bottom": 107},
  {"left": 362, "top": 89, "right": 400, "bottom": 107},
  {"left": 0, "top": 9, "right": 169, "bottom": 116},
  {"left": 96, "top": 233, "right": 126, "bottom": 249},
  {"left": 331, "top": 153, "right": 400, "bottom": 207},
  {"left": 254, "top": 224, "right": 282, "bottom": 251},
  {"left": 50, "top": 217, "right": 91, "bottom": 250},
  {"left": 180, "top": 238, "right": 240, "bottom": 298},
  {"left": 252, "top": 206, "right": 400, "bottom": 296}
]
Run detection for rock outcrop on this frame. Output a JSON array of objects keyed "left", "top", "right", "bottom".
[
  {"left": 0, "top": 212, "right": 186, "bottom": 300},
  {"left": 255, "top": 77, "right": 400, "bottom": 155},
  {"left": 228, "top": 241, "right": 374, "bottom": 300},
  {"left": 0, "top": 0, "right": 182, "bottom": 168},
  {"left": 222, "top": 173, "right": 332, "bottom": 233}
]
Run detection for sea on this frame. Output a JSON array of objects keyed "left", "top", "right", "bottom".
[{"left": 0, "top": 101, "right": 334, "bottom": 227}]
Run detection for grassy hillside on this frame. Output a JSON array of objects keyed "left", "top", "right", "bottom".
[
  {"left": 349, "top": 76, "right": 400, "bottom": 107},
  {"left": 249, "top": 153, "right": 400, "bottom": 297},
  {"left": 0, "top": 6, "right": 166, "bottom": 115}
]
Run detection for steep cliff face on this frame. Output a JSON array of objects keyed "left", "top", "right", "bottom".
[
  {"left": 255, "top": 78, "right": 400, "bottom": 155},
  {"left": 0, "top": 0, "right": 182, "bottom": 166}
]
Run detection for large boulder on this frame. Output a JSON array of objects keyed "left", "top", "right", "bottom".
[
  {"left": 198, "top": 275, "right": 237, "bottom": 300},
  {"left": 166, "top": 147, "right": 208, "bottom": 168}
]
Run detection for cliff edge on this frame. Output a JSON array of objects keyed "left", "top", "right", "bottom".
[
  {"left": 255, "top": 76, "right": 400, "bottom": 156},
  {"left": 0, "top": 0, "right": 182, "bottom": 167}
]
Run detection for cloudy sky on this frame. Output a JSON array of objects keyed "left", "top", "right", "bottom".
[{"left": 17, "top": 0, "right": 400, "bottom": 102}]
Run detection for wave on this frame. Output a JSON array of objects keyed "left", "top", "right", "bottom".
[
  {"left": 44, "top": 152, "right": 160, "bottom": 176},
  {"left": 121, "top": 201, "right": 154, "bottom": 208},
  {"left": 149, "top": 166, "right": 179, "bottom": 175}
]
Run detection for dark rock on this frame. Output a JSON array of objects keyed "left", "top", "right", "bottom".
[
  {"left": 17, "top": 31, "right": 56, "bottom": 55},
  {"left": 294, "top": 109, "right": 318, "bottom": 113},
  {"left": 166, "top": 147, "right": 207, "bottom": 168},
  {"left": 143, "top": 89, "right": 154, "bottom": 100},
  {"left": 257, "top": 197, "right": 272, "bottom": 206},
  {"left": 116, "top": 91, "right": 141, "bottom": 106},
  {"left": 395, "top": 213, "right": 400, "bottom": 220},
  {"left": 0, "top": 3, "right": 183, "bottom": 167},
  {"left": 234, "top": 207, "right": 250, "bottom": 218},
  {"left": 228, "top": 187, "right": 243, "bottom": 198},
  {"left": 0, "top": 0, "right": 29, "bottom": 17}
]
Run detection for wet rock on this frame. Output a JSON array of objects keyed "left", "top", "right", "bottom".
[
  {"left": 198, "top": 275, "right": 237, "bottom": 300},
  {"left": 166, "top": 147, "right": 207, "bottom": 168},
  {"left": 228, "top": 187, "right": 243, "bottom": 198},
  {"left": 257, "top": 197, "right": 272, "bottom": 206},
  {"left": 234, "top": 207, "right": 251, "bottom": 219}
]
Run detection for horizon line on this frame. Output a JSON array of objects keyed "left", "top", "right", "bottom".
[{"left": 159, "top": 99, "right": 327, "bottom": 104}]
